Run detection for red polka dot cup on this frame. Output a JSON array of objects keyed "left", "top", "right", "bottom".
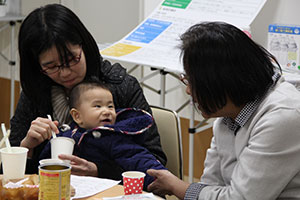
[{"left": 122, "top": 171, "right": 146, "bottom": 195}]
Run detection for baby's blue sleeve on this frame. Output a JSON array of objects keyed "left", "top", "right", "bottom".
[{"left": 108, "top": 134, "right": 166, "bottom": 189}]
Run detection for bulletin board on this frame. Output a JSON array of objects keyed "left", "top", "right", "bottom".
[{"left": 101, "top": 0, "right": 267, "bottom": 73}]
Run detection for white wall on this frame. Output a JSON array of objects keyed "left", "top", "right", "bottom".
[
  {"left": 143, "top": 0, "right": 162, "bottom": 19},
  {"left": 0, "top": 0, "right": 58, "bottom": 81},
  {"left": 251, "top": 0, "right": 300, "bottom": 48},
  {"left": 61, "top": 0, "right": 141, "bottom": 44}
]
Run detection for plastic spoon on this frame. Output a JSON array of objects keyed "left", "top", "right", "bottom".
[
  {"left": 47, "top": 115, "right": 57, "bottom": 138},
  {"left": 1, "top": 123, "right": 12, "bottom": 152},
  {"left": 0, "top": 129, "right": 11, "bottom": 148}
]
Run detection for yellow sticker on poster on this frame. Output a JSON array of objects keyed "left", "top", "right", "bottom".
[{"left": 101, "top": 43, "right": 141, "bottom": 57}]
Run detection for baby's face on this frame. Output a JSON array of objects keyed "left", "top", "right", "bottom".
[{"left": 77, "top": 87, "right": 116, "bottom": 129}]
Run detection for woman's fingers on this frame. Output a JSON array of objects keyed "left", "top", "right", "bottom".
[
  {"left": 22, "top": 117, "right": 60, "bottom": 149},
  {"left": 48, "top": 119, "right": 60, "bottom": 134},
  {"left": 152, "top": 188, "right": 168, "bottom": 197},
  {"left": 30, "top": 119, "right": 51, "bottom": 140},
  {"left": 27, "top": 128, "right": 47, "bottom": 143},
  {"left": 34, "top": 117, "right": 59, "bottom": 139},
  {"left": 147, "top": 169, "right": 160, "bottom": 178},
  {"left": 147, "top": 169, "right": 165, "bottom": 191},
  {"left": 147, "top": 169, "right": 181, "bottom": 197}
]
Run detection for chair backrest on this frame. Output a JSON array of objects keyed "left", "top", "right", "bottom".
[{"left": 150, "top": 105, "right": 183, "bottom": 179}]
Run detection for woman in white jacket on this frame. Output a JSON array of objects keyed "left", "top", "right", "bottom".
[{"left": 147, "top": 21, "right": 300, "bottom": 200}]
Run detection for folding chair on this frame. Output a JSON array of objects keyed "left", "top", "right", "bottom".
[{"left": 150, "top": 105, "right": 183, "bottom": 179}]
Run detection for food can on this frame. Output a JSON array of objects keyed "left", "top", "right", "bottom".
[{"left": 38, "top": 162, "right": 71, "bottom": 200}]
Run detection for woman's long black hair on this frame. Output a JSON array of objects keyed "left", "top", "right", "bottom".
[{"left": 18, "top": 4, "right": 102, "bottom": 110}]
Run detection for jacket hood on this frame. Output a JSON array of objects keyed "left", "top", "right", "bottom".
[{"left": 90, "top": 108, "right": 153, "bottom": 135}]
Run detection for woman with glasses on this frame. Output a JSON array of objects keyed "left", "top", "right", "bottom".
[
  {"left": 147, "top": 22, "right": 300, "bottom": 199},
  {"left": 9, "top": 4, "right": 166, "bottom": 179}
]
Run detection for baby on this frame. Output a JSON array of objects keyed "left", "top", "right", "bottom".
[{"left": 40, "top": 78, "right": 165, "bottom": 189}]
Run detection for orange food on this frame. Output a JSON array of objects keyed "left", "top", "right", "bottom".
[
  {"left": 0, "top": 174, "right": 39, "bottom": 200},
  {"left": 0, "top": 174, "right": 75, "bottom": 199},
  {"left": 23, "top": 186, "right": 39, "bottom": 200}
]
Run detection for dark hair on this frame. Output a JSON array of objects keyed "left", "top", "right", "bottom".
[
  {"left": 18, "top": 4, "right": 102, "bottom": 108},
  {"left": 69, "top": 77, "right": 112, "bottom": 109},
  {"left": 180, "top": 22, "right": 281, "bottom": 115}
]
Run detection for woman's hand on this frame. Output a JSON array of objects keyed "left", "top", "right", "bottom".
[
  {"left": 20, "top": 117, "right": 59, "bottom": 156},
  {"left": 147, "top": 169, "right": 190, "bottom": 199},
  {"left": 58, "top": 154, "right": 98, "bottom": 177}
]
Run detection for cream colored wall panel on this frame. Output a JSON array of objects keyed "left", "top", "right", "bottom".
[
  {"left": 21, "top": 0, "right": 59, "bottom": 15},
  {"left": 68, "top": 0, "right": 141, "bottom": 44}
]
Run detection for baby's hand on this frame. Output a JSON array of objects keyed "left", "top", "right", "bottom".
[{"left": 58, "top": 154, "right": 98, "bottom": 177}]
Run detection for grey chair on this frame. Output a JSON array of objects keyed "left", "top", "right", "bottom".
[{"left": 150, "top": 105, "right": 183, "bottom": 179}]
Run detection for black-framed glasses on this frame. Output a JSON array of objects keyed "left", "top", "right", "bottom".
[
  {"left": 179, "top": 73, "right": 189, "bottom": 86},
  {"left": 40, "top": 48, "right": 82, "bottom": 75}
]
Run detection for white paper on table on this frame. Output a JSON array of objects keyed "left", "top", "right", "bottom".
[
  {"left": 71, "top": 175, "right": 121, "bottom": 199},
  {"left": 103, "top": 193, "right": 158, "bottom": 200}
]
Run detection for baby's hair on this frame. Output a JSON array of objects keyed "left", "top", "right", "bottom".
[{"left": 69, "top": 77, "right": 112, "bottom": 109}]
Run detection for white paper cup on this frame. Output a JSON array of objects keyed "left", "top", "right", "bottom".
[
  {"left": 50, "top": 137, "right": 75, "bottom": 162},
  {"left": 122, "top": 171, "right": 145, "bottom": 195},
  {"left": 0, "top": 147, "right": 28, "bottom": 181}
]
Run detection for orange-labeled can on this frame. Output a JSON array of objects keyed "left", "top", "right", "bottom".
[{"left": 38, "top": 163, "right": 71, "bottom": 200}]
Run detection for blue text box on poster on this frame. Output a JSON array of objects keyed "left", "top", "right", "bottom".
[{"left": 126, "top": 18, "right": 172, "bottom": 44}]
